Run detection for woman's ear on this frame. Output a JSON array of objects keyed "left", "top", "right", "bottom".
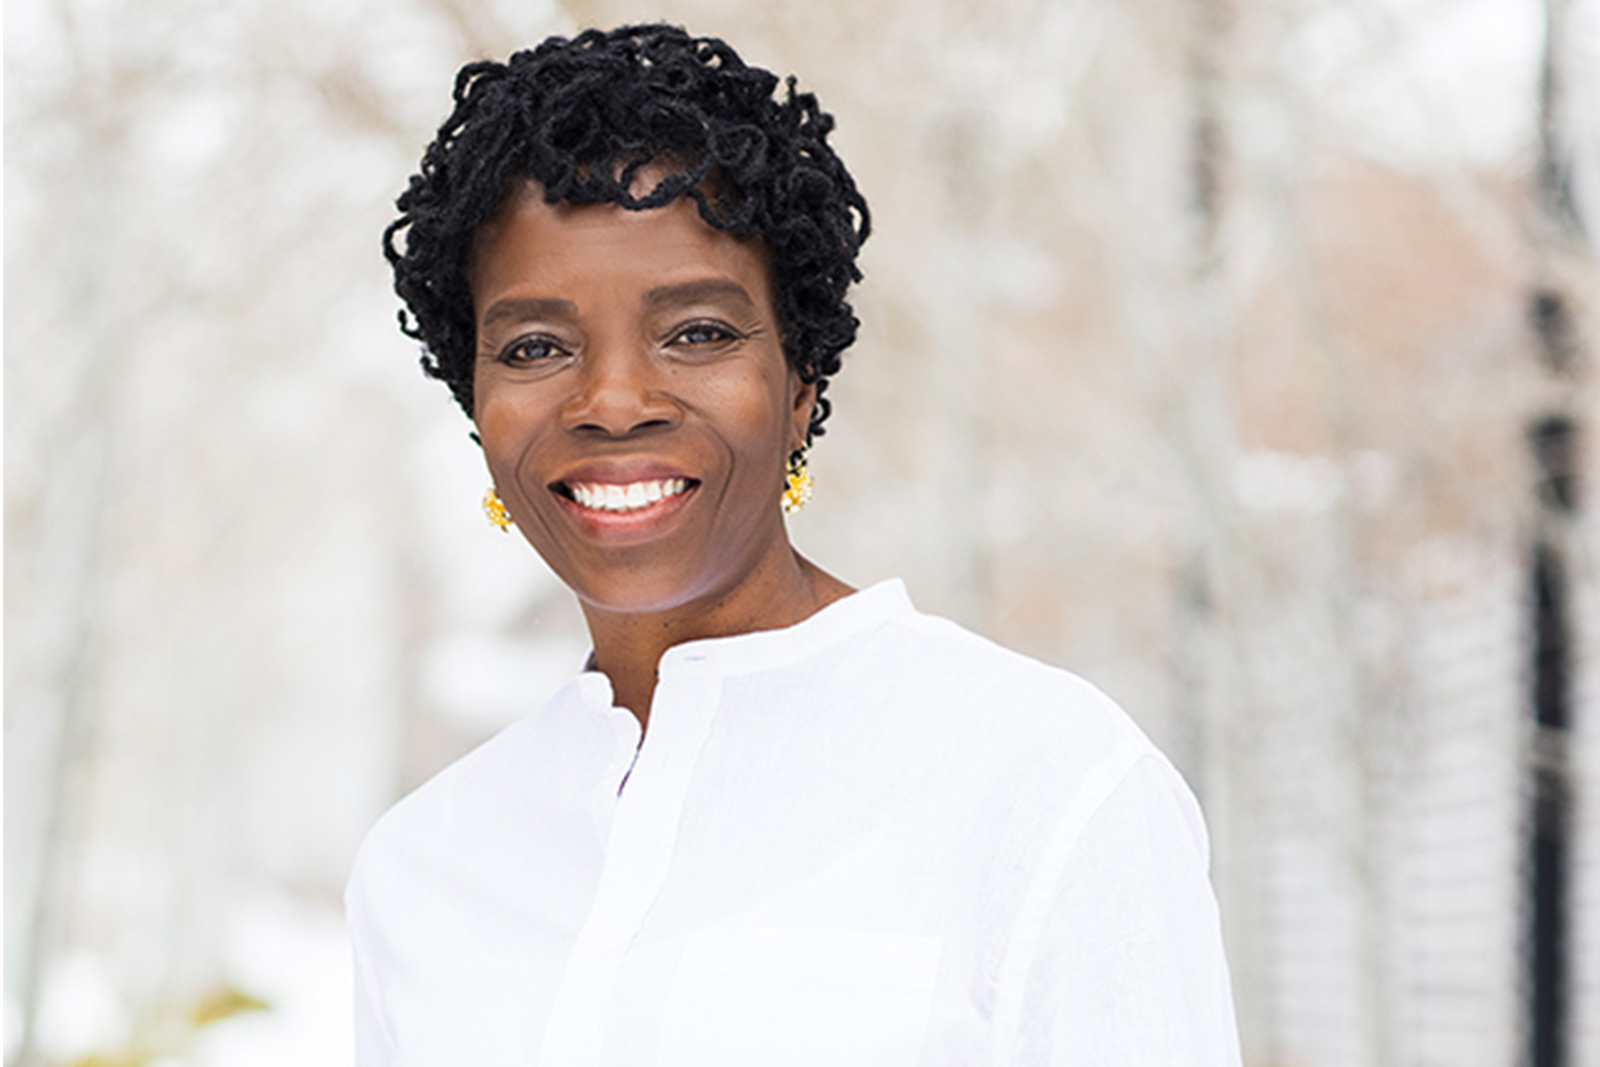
[{"left": 789, "top": 377, "right": 817, "bottom": 452}]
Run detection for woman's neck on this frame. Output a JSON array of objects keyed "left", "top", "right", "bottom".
[{"left": 581, "top": 549, "right": 852, "bottom": 728}]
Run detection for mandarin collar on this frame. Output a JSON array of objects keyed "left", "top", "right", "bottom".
[{"left": 573, "top": 578, "right": 913, "bottom": 711}]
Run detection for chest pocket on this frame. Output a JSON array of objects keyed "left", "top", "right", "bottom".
[{"left": 655, "top": 926, "right": 942, "bottom": 1067}]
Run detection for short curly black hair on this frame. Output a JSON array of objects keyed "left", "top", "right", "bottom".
[{"left": 383, "top": 23, "right": 871, "bottom": 444}]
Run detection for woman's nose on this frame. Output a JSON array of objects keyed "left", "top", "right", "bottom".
[{"left": 560, "top": 343, "right": 679, "bottom": 437}]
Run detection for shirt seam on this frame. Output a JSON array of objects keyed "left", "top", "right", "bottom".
[
  {"left": 986, "top": 738, "right": 1155, "bottom": 1066},
  {"left": 346, "top": 865, "right": 401, "bottom": 1056}
]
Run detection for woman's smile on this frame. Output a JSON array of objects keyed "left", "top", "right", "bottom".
[
  {"left": 550, "top": 463, "right": 701, "bottom": 542},
  {"left": 562, "top": 477, "right": 693, "bottom": 515}
]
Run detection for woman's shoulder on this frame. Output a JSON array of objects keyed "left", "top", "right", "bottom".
[
  {"left": 875, "top": 606, "right": 1143, "bottom": 730},
  {"left": 824, "top": 603, "right": 1205, "bottom": 892},
  {"left": 348, "top": 673, "right": 623, "bottom": 881},
  {"left": 819, "top": 601, "right": 1163, "bottom": 789}
]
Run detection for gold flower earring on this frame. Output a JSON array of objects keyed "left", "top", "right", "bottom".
[
  {"left": 782, "top": 449, "right": 813, "bottom": 514},
  {"left": 483, "top": 487, "right": 511, "bottom": 532}
]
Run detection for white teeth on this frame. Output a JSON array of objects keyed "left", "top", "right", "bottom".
[{"left": 569, "top": 478, "right": 688, "bottom": 514}]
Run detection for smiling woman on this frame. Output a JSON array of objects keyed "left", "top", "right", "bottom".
[{"left": 348, "top": 23, "right": 1242, "bottom": 1066}]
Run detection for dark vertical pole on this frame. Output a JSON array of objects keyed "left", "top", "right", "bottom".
[
  {"left": 1524, "top": 0, "right": 1583, "bottom": 1058},
  {"left": 1526, "top": 417, "right": 1575, "bottom": 1067}
]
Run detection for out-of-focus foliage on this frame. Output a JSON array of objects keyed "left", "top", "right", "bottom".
[{"left": 5, "top": 0, "right": 1598, "bottom": 1064}]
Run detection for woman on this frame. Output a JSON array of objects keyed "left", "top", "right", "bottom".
[{"left": 348, "top": 24, "right": 1241, "bottom": 1066}]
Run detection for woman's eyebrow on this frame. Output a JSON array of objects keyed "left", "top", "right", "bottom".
[
  {"left": 642, "top": 278, "right": 756, "bottom": 311},
  {"left": 480, "top": 297, "right": 578, "bottom": 329}
]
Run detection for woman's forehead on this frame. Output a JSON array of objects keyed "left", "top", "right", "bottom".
[{"left": 469, "top": 189, "right": 773, "bottom": 310}]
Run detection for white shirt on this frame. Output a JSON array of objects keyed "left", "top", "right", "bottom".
[{"left": 346, "top": 579, "right": 1242, "bottom": 1065}]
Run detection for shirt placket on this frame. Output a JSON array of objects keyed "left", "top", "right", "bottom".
[{"left": 538, "top": 652, "right": 723, "bottom": 1066}]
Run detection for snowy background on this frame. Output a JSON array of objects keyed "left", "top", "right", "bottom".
[{"left": 6, "top": 0, "right": 1599, "bottom": 1063}]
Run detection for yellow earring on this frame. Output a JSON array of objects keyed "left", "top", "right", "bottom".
[
  {"left": 782, "top": 450, "right": 813, "bottom": 514},
  {"left": 483, "top": 487, "right": 511, "bottom": 532}
]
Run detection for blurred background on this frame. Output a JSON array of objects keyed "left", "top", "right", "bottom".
[{"left": 5, "top": 0, "right": 1598, "bottom": 1063}]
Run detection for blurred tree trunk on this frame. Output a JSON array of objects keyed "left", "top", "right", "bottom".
[{"left": 5, "top": 6, "right": 143, "bottom": 1057}]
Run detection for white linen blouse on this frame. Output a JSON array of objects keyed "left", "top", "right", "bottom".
[{"left": 346, "top": 579, "right": 1242, "bottom": 1065}]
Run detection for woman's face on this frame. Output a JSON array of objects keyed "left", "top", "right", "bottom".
[{"left": 469, "top": 183, "right": 813, "bottom": 617}]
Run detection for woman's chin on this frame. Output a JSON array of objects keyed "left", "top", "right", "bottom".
[
  {"left": 544, "top": 518, "right": 792, "bottom": 626},
  {"left": 568, "top": 570, "right": 717, "bottom": 620}
]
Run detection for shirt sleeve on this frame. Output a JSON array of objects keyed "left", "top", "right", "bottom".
[{"left": 1002, "top": 753, "right": 1243, "bottom": 1065}]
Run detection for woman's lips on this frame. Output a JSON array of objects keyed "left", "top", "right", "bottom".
[{"left": 552, "top": 475, "right": 701, "bottom": 534}]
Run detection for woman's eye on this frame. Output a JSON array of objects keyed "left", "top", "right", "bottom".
[
  {"left": 670, "top": 321, "right": 740, "bottom": 347},
  {"left": 497, "top": 335, "right": 567, "bottom": 365}
]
